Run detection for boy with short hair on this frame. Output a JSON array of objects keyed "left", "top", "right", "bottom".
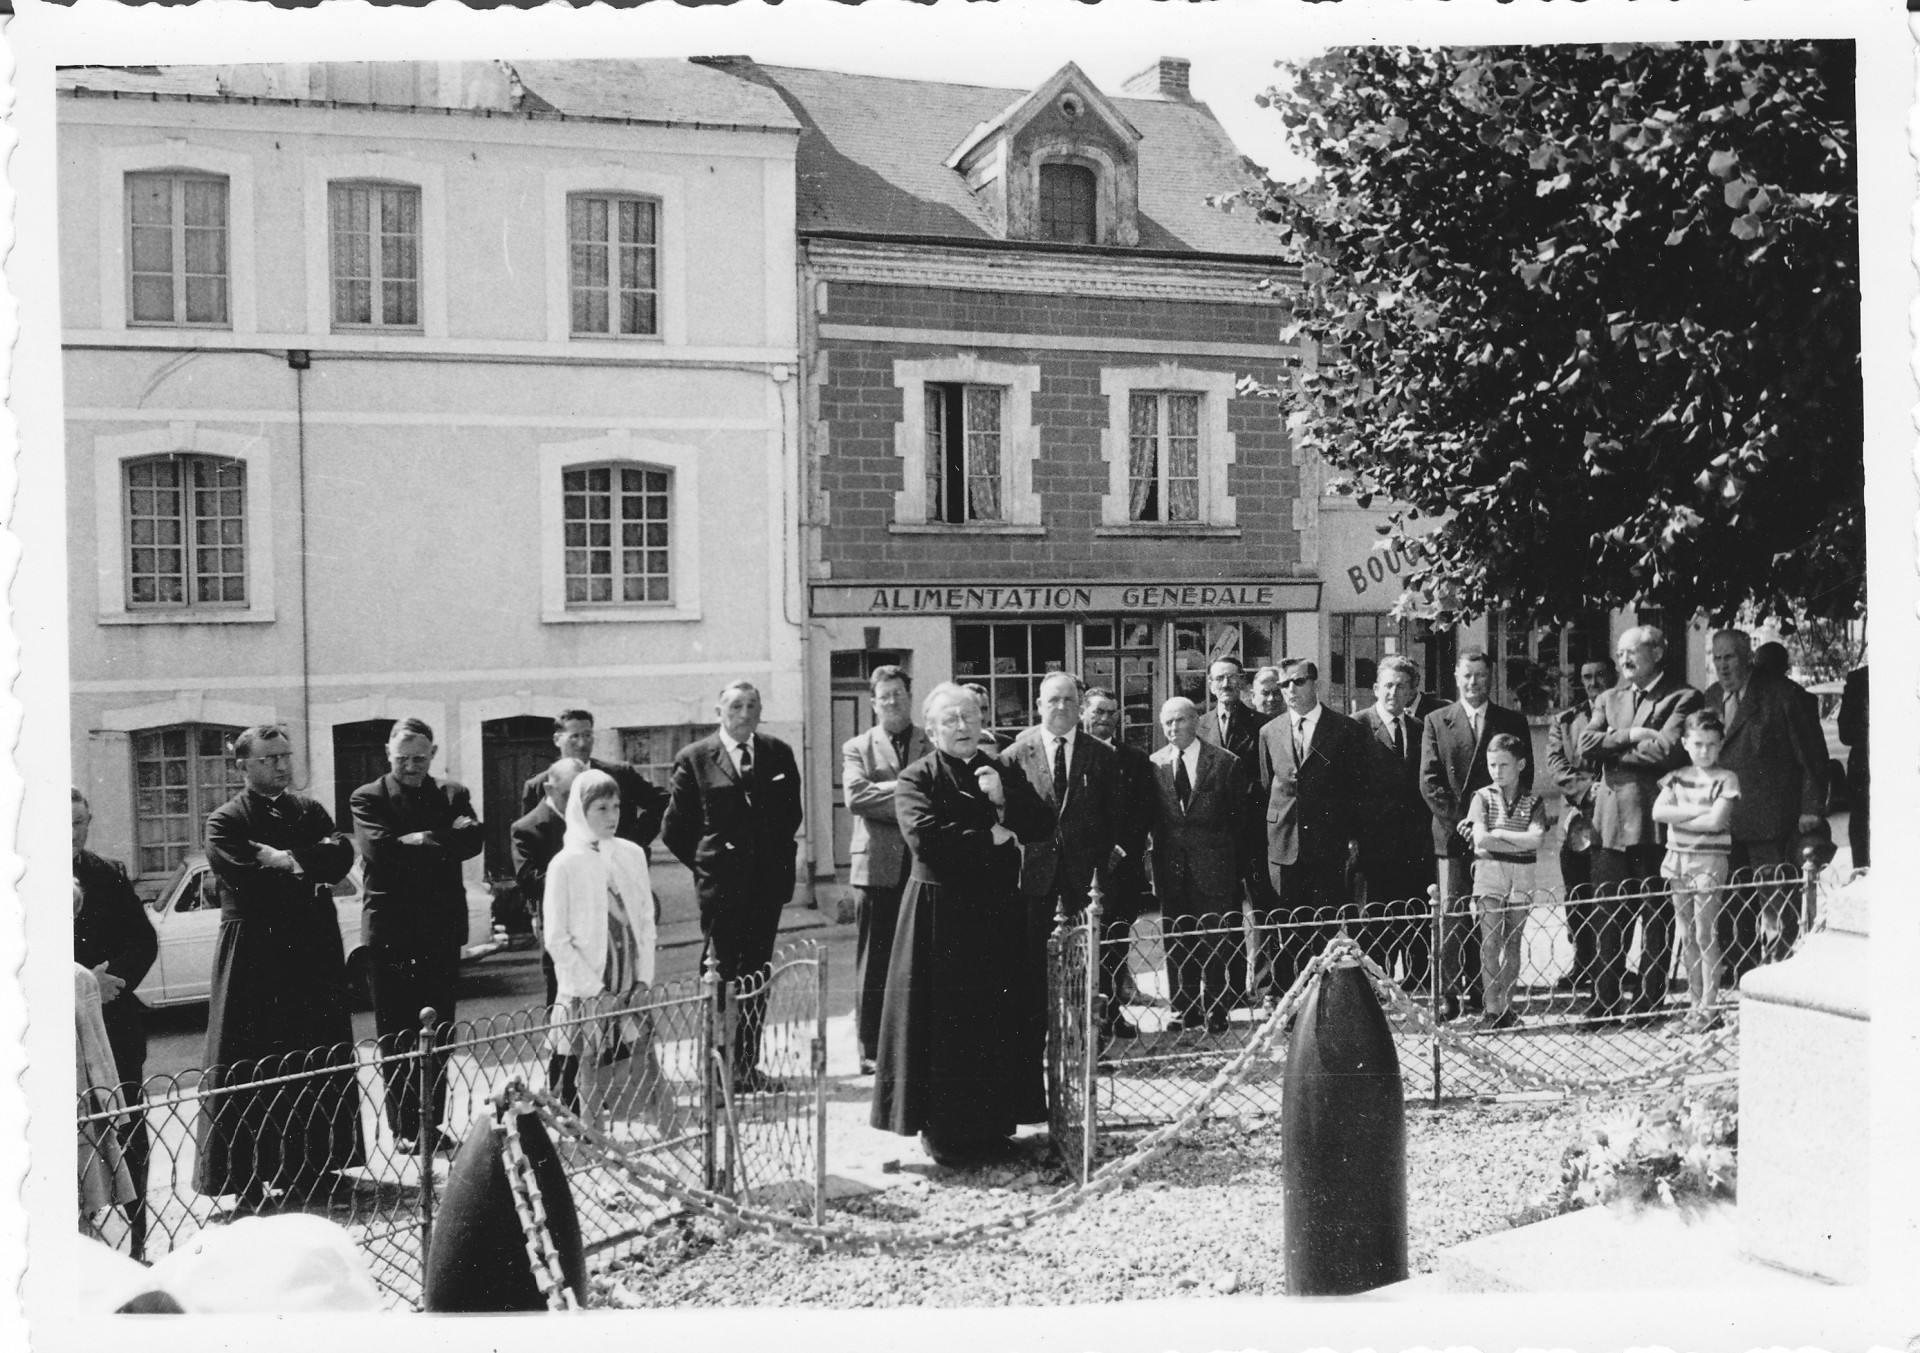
[
  {"left": 1466, "top": 734, "right": 1548, "bottom": 1030},
  {"left": 1652, "top": 710, "right": 1742, "bottom": 1032}
]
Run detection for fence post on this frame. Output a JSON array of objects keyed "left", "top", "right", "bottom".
[
  {"left": 700, "top": 951, "right": 721, "bottom": 1194},
  {"left": 1427, "top": 886, "right": 1443, "bottom": 1106},
  {"left": 1081, "top": 876, "right": 1103, "bottom": 1185},
  {"left": 417, "top": 1004, "right": 440, "bottom": 1276},
  {"left": 1800, "top": 845, "right": 1821, "bottom": 940},
  {"left": 1048, "top": 893, "right": 1071, "bottom": 1152},
  {"left": 813, "top": 944, "right": 829, "bottom": 1226}
]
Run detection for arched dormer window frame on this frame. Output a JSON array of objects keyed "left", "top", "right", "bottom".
[{"left": 1016, "top": 138, "right": 1136, "bottom": 247}]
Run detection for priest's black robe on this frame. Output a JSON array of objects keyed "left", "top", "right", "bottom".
[
  {"left": 193, "top": 788, "right": 362, "bottom": 1198},
  {"left": 870, "top": 750, "right": 1054, "bottom": 1143}
]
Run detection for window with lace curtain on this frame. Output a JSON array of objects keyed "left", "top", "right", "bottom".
[
  {"left": 1127, "top": 392, "right": 1201, "bottom": 523},
  {"left": 924, "top": 383, "right": 1005, "bottom": 524}
]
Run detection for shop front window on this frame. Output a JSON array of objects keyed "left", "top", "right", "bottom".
[
  {"left": 952, "top": 622, "right": 1068, "bottom": 739},
  {"left": 1491, "top": 610, "right": 1612, "bottom": 716},
  {"left": 1170, "top": 617, "right": 1278, "bottom": 709},
  {"left": 1081, "top": 617, "right": 1160, "bottom": 752}
]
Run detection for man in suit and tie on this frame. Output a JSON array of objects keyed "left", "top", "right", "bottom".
[
  {"left": 662, "top": 681, "right": 805, "bottom": 1093},
  {"left": 510, "top": 757, "right": 588, "bottom": 1105},
  {"left": 841, "top": 666, "right": 928, "bottom": 1074},
  {"left": 1081, "top": 687, "right": 1155, "bottom": 1037},
  {"left": 1256, "top": 658, "right": 1367, "bottom": 992},
  {"left": 352, "top": 717, "right": 486, "bottom": 1153},
  {"left": 1148, "top": 697, "right": 1250, "bottom": 1034},
  {"left": 1578, "top": 626, "right": 1704, "bottom": 1018},
  {"left": 1005, "top": 673, "right": 1121, "bottom": 1068},
  {"left": 1545, "top": 656, "right": 1616, "bottom": 993},
  {"left": 1705, "top": 629, "right": 1828, "bottom": 973},
  {"left": 1245, "top": 666, "right": 1285, "bottom": 724},
  {"left": 1420, "top": 649, "right": 1531, "bottom": 1018},
  {"left": 519, "top": 708, "right": 669, "bottom": 853},
  {"left": 1197, "top": 657, "right": 1264, "bottom": 765},
  {"left": 1355, "top": 656, "right": 1434, "bottom": 991}
]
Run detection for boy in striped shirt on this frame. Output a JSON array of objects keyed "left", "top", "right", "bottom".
[
  {"left": 1467, "top": 734, "right": 1547, "bottom": 1030},
  {"left": 1652, "top": 710, "right": 1742, "bottom": 1031}
]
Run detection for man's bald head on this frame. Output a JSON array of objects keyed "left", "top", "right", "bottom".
[{"left": 546, "top": 757, "right": 589, "bottom": 811}]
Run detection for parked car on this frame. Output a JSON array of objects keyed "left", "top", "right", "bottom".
[{"left": 133, "top": 854, "right": 503, "bottom": 1010}]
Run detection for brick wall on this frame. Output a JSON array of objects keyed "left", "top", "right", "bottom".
[{"left": 815, "top": 281, "right": 1304, "bottom": 580}]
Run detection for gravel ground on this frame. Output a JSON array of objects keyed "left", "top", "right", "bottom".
[{"left": 595, "top": 1097, "right": 1584, "bottom": 1308}]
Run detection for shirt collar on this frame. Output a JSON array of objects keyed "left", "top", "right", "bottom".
[
  {"left": 1047, "top": 728, "right": 1076, "bottom": 750},
  {"left": 1293, "top": 704, "right": 1320, "bottom": 727},
  {"left": 719, "top": 728, "right": 749, "bottom": 756}
]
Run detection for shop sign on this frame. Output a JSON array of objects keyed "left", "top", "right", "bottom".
[
  {"left": 809, "top": 580, "right": 1324, "bottom": 617},
  {"left": 1343, "top": 536, "right": 1436, "bottom": 597}
]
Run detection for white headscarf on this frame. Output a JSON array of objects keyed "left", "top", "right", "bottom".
[{"left": 564, "top": 768, "right": 621, "bottom": 851}]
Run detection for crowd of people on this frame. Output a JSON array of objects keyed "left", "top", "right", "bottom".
[{"left": 74, "top": 623, "right": 1864, "bottom": 1214}]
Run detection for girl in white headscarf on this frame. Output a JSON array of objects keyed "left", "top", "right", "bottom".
[{"left": 543, "top": 769, "right": 665, "bottom": 1134}]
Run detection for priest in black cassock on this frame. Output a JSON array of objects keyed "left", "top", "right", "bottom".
[{"left": 194, "top": 725, "right": 362, "bottom": 1208}]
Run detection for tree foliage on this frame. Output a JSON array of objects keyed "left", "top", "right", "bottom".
[{"left": 1246, "top": 42, "right": 1861, "bottom": 626}]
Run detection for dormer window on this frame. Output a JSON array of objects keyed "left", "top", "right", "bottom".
[{"left": 1038, "top": 163, "right": 1097, "bottom": 244}]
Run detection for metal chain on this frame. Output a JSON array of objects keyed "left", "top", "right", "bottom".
[
  {"left": 493, "top": 1093, "right": 580, "bottom": 1311},
  {"left": 491, "top": 935, "right": 1737, "bottom": 1261}
]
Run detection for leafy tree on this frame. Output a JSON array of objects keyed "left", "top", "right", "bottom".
[{"left": 1240, "top": 42, "right": 1861, "bottom": 626}]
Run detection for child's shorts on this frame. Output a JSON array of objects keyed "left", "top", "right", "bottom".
[{"left": 1661, "top": 848, "right": 1730, "bottom": 890}]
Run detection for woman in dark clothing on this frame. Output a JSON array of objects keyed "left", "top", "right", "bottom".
[{"left": 870, "top": 682, "right": 1054, "bottom": 1166}]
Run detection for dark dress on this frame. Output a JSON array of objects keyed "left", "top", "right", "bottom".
[
  {"left": 194, "top": 789, "right": 362, "bottom": 1198},
  {"left": 870, "top": 749, "right": 1054, "bottom": 1144}
]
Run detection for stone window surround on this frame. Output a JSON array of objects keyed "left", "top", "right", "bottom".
[
  {"left": 889, "top": 354, "right": 1044, "bottom": 534},
  {"left": 543, "top": 165, "right": 688, "bottom": 347},
  {"left": 303, "top": 151, "right": 448, "bottom": 338},
  {"left": 1020, "top": 140, "right": 1128, "bottom": 247},
  {"left": 1097, "top": 362, "right": 1240, "bottom": 536},
  {"left": 539, "top": 429, "right": 702, "bottom": 624},
  {"left": 93, "top": 423, "right": 277, "bottom": 625},
  {"left": 97, "top": 140, "right": 259, "bottom": 335}
]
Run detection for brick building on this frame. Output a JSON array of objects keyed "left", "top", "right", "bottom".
[{"left": 723, "top": 55, "right": 1462, "bottom": 875}]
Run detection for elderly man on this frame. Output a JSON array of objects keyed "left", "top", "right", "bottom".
[
  {"left": 1420, "top": 650, "right": 1531, "bottom": 1019},
  {"left": 519, "top": 708, "right": 669, "bottom": 853},
  {"left": 1082, "top": 687, "right": 1155, "bottom": 1037},
  {"left": 1705, "top": 629, "right": 1828, "bottom": 973},
  {"left": 1005, "top": 673, "right": 1121, "bottom": 1065},
  {"left": 1545, "top": 656, "right": 1616, "bottom": 993},
  {"left": 961, "top": 682, "right": 1001, "bottom": 753},
  {"left": 1355, "top": 656, "right": 1435, "bottom": 990},
  {"left": 841, "top": 666, "right": 928, "bottom": 1073},
  {"left": 510, "top": 756, "right": 588, "bottom": 1104},
  {"left": 1578, "top": 626, "right": 1704, "bottom": 1020},
  {"left": 1149, "top": 697, "right": 1250, "bottom": 1033},
  {"left": 1245, "top": 666, "right": 1285, "bottom": 724},
  {"left": 200, "top": 725, "right": 363, "bottom": 1202},
  {"left": 662, "top": 681, "right": 805, "bottom": 1093},
  {"left": 1197, "top": 657, "right": 1264, "bottom": 765},
  {"left": 352, "top": 718, "right": 485, "bottom": 1153},
  {"left": 1256, "top": 658, "right": 1366, "bottom": 992}
]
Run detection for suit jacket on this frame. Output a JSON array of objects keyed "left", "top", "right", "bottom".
[
  {"left": 1577, "top": 676, "right": 1705, "bottom": 849},
  {"left": 1703, "top": 672, "right": 1827, "bottom": 843},
  {"left": 520, "top": 757, "right": 668, "bottom": 853},
  {"left": 73, "top": 848, "right": 158, "bottom": 1075},
  {"left": 1002, "top": 726, "right": 1120, "bottom": 906},
  {"left": 1197, "top": 698, "right": 1264, "bottom": 766},
  {"left": 1106, "top": 738, "right": 1158, "bottom": 905},
  {"left": 1354, "top": 703, "right": 1431, "bottom": 868},
  {"left": 350, "top": 774, "right": 486, "bottom": 955},
  {"left": 509, "top": 799, "right": 567, "bottom": 909},
  {"left": 1148, "top": 740, "right": 1248, "bottom": 904},
  {"left": 1546, "top": 701, "right": 1599, "bottom": 815},
  {"left": 1256, "top": 704, "right": 1365, "bottom": 868},
  {"left": 842, "top": 722, "right": 931, "bottom": 890},
  {"left": 660, "top": 731, "right": 804, "bottom": 913},
  {"left": 1420, "top": 700, "right": 1533, "bottom": 857}
]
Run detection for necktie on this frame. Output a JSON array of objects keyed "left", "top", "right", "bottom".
[
  {"left": 1468, "top": 708, "right": 1481, "bottom": 744},
  {"left": 1293, "top": 717, "right": 1306, "bottom": 760},
  {"left": 1725, "top": 688, "right": 1740, "bottom": 724},
  {"left": 890, "top": 731, "right": 909, "bottom": 766},
  {"left": 1220, "top": 710, "right": 1231, "bottom": 742},
  {"left": 1174, "top": 751, "right": 1192, "bottom": 809},
  {"left": 738, "top": 739, "right": 754, "bottom": 778},
  {"left": 1051, "top": 735, "right": 1068, "bottom": 802},
  {"left": 1393, "top": 716, "right": 1405, "bottom": 760}
]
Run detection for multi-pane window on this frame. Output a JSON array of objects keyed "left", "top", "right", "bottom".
[
  {"left": 952, "top": 622, "right": 1068, "bottom": 738},
  {"left": 569, "top": 194, "right": 660, "bottom": 338},
  {"left": 562, "top": 464, "right": 671, "bottom": 605},
  {"left": 1491, "top": 610, "right": 1612, "bottom": 716},
  {"left": 127, "top": 173, "right": 230, "bottom": 327},
  {"left": 1038, "top": 162, "right": 1097, "bottom": 244},
  {"left": 1081, "top": 618, "right": 1161, "bottom": 752},
  {"left": 925, "top": 383, "right": 1004, "bottom": 524},
  {"left": 329, "top": 181, "right": 421, "bottom": 328},
  {"left": 1127, "top": 392, "right": 1202, "bottom": 522},
  {"left": 618, "top": 726, "right": 710, "bottom": 790},
  {"left": 124, "top": 455, "right": 246, "bottom": 609},
  {"left": 132, "top": 724, "right": 244, "bottom": 876}
]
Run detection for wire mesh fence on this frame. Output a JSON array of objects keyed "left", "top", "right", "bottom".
[
  {"left": 1050, "top": 863, "right": 1857, "bottom": 1169},
  {"left": 77, "top": 938, "right": 828, "bottom": 1309}
]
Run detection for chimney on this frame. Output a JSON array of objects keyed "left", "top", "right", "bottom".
[{"left": 1121, "top": 57, "right": 1193, "bottom": 102}]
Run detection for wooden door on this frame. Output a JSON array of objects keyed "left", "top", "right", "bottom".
[{"left": 481, "top": 716, "right": 555, "bottom": 879}]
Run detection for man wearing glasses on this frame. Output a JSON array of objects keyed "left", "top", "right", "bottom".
[{"left": 352, "top": 718, "right": 485, "bottom": 1153}]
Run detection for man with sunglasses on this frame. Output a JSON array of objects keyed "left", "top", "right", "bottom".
[{"left": 1254, "top": 659, "right": 1366, "bottom": 993}]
